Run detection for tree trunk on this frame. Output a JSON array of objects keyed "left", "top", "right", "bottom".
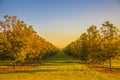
[
  {"left": 13, "top": 61, "right": 15, "bottom": 69},
  {"left": 109, "top": 58, "right": 112, "bottom": 71}
]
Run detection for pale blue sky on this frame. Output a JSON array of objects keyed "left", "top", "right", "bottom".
[{"left": 0, "top": 0, "right": 120, "bottom": 48}]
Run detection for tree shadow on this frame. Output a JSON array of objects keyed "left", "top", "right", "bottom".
[
  {"left": 0, "top": 68, "right": 58, "bottom": 74},
  {"left": 43, "top": 59, "right": 79, "bottom": 66}
]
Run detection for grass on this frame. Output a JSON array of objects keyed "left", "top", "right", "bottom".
[
  {"left": 86, "top": 58, "right": 120, "bottom": 76},
  {"left": 0, "top": 51, "right": 120, "bottom": 80}
]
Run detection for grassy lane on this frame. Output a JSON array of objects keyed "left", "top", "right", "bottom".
[{"left": 0, "top": 51, "right": 120, "bottom": 80}]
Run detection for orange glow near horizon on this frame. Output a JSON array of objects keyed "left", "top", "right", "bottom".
[{"left": 39, "top": 33, "right": 79, "bottom": 49}]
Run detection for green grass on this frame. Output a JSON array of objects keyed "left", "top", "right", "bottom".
[{"left": 0, "top": 51, "right": 120, "bottom": 80}]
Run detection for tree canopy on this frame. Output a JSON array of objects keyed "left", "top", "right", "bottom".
[
  {"left": 0, "top": 15, "right": 59, "bottom": 63},
  {"left": 64, "top": 21, "right": 120, "bottom": 70}
]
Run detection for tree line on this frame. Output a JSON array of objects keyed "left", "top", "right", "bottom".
[
  {"left": 0, "top": 15, "right": 59, "bottom": 65},
  {"left": 64, "top": 21, "right": 120, "bottom": 70}
]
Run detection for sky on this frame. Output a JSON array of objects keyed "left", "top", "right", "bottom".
[{"left": 0, "top": 0, "right": 120, "bottom": 48}]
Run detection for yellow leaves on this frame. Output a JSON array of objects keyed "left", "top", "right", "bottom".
[
  {"left": 1, "top": 33, "right": 7, "bottom": 41},
  {"left": 0, "top": 15, "right": 58, "bottom": 62},
  {"left": 16, "top": 48, "right": 27, "bottom": 62},
  {"left": 64, "top": 21, "right": 120, "bottom": 64}
]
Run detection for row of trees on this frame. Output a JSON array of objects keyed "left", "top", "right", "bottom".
[
  {"left": 64, "top": 21, "right": 120, "bottom": 70},
  {"left": 0, "top": 15, "right": 59, "bottom": 64}
]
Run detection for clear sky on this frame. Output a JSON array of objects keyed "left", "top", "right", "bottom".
[{"left": 0, "top": 0, "right": 120, "bottom": 48}]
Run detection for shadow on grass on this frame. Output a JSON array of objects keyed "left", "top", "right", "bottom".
[
  {"left": 0, "top": 52, "right": 82, "bottom": 74},
  {"left": 0, "top": 68, "right": 58, "bottom": 74},
  {"left": 43, "top": 60, "right": 80, "bottom": 66}
]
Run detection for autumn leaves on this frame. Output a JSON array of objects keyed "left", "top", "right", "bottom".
[
  {"left": 0, "top": 15, "right": 59, "bottom": 64},
  {"left": 64, "top": 21, "right": 120, "bottom": 70},
  {"left": 0, "top": 15, "right": 120, "bottom": 71}
]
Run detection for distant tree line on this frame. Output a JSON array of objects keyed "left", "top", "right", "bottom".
[
  {"left": 64, "top": 21, "right": 120, "bottom": 70},
  {"left": 0, "top": 15, "right": 59, "bottom": 66}
]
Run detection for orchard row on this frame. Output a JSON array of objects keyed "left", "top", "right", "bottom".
[
  {"left": 64, "top": 21, "right": 120, "bottom": 70},
  {"left": 0, "top": 15, "right": 59, "bottom": 64}
]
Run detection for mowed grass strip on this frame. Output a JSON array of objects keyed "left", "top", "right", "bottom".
[{"left": 0, "top": 51, "right": 120, "bottom": 80}]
